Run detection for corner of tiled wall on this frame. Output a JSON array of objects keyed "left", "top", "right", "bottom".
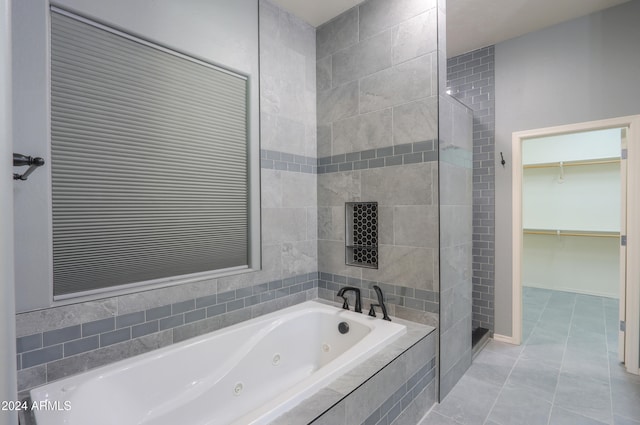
[
  {"left": 446, "top": 45, "right": 496, "bottom": 333},
  {"left": 315, "top": 0, "right": 442, "bottom": 329}
]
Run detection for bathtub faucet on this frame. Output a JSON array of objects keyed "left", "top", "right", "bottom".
[
  {"left": 337, "top": 287, "right": 362, "bottom": 313},
  {"left": 368, "top": 285, "right": 391, "bottom": 321}
]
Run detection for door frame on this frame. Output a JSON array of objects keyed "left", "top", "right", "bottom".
[{"left": 511, "top": 115, "right": 640, "bottom": 375}]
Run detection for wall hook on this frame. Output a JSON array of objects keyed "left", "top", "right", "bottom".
[
  {"left": 500, "top": 152, "right": 506, "bottom": 167},
  {"left": 13, "top": 153, "right": 45, "bottom": 181}
]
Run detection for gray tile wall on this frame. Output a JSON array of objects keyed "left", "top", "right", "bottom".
[
  {"left": 447, "top": 46, "right": 495, "bottom": 332},
  {"left": 316, "top": 0, "right": 440, "bottom": 328},
  {"left": 438, "top": 95, "right": 473, "bottom": 399},
  {"left": 16, "top": 0, "right": 319, "bottom": 394}
]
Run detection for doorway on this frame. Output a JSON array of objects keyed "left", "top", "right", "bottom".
[{"left": 511, "top": 116, "right": 640, "bottom": 376}]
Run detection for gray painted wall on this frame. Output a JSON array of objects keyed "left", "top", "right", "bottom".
[{"left": 494, "top": 0, "right": 640, "bottom": 336}]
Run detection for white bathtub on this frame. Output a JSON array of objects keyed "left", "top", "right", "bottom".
[{"left": 29, "top": 300, "right": 406, "bottom": 425}]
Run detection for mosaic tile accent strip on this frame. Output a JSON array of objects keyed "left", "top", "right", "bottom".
[
  {"left": 318, "top": 272, "right": 438, "bottom": 314},
  {"left": 260, "top": 149, "right": 317, "bottom": 174},
  {"left": 16, "top": 272, "right": 319, "bottom": 371},
  {"left": 362, "top": 357, "right": 436, "bottom": 425},
  {"left": 317, "top": 141, "right": 437, "bottom": 174}
]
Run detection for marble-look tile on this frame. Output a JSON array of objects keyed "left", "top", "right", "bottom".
[
  {"left": 465, "top": 347, "right": 515, "bottom": 388},
  {"left": 439, "top": 163, "right": 472, "bottom": 207},
  {"left": 391, "top": 9, "right": 437, "bottom": 65},
  {"left": 316, "top": 55, "right": 332, "bottom": 92},
  {"left": 318, "top": 171, "right": 361, "bottom": 206},
  {"left": 482, "top": 339, "right": 524, "bottom": 358},
  {"left": 317, "top": 80, "right": 359, "bottom": 125},
  {"left": 316, "top": 7, "right": 358, "bottom": 59},
  {"left": 281, "top": 240, "right": 317, "bottom": 277},
  {"left": 216, "top": 244, "right": 282, "bottom": 292},
  {"left": 487, "top": 382, "right": 552, "bottom": 425},
  {"left": 614, "top": 415, "right": 640, "bottom": 425},
  {"left": 317, "top": 206, "right": 345, "bottom": 242},
  {"left": 172, "top": 309, "right": 251, "bottom": 343},
  {"left": 404, "top": 334, "right": 437, "bottom": 382},
  {"left": 318, "top": 240, "right": 362, "bottom": 279},
  {"left": 306, "top": 207, "right": 317, "bottom": 241},
  {"left": 314, "top": 399, "right": 346, "bottom": 425},
  {"left": 332, "top": 31, "right": 392, "bottom": 87},
  {"left": 345, "top": 357, "right": 406, "bottom": 425},
  {"left": 17, "top": 365, "right": 47, "bottom": 392},
  {"left": 360, "top": 54, "right": 433, "bottom": 113},
  {"left": 378, "top": 206, "right": 394, "bottom": 245},
  {"left": 362, "top": 245, "right": 436, "bottom": 290},
  {"left": 393, "top": 97, "right": 438, "bottom": 145},
  {"left": 16, "top": 299, "right": 118, "bottom": 337},
  {"left": 439, "top": 206, "right": 472, "bottom": 248},
  {"left": 394, "top": 306, "right": 438, "bottom": 327},
  {"left": 554, "top": 372, "right": 613, "bottom": 424},
  {"left": 250, "top": 292, "right": 307, "bottom": 318},
  {"left": 611, "top": 375, "right": 640, "bottom": 422},
  {"left": 359, "top": 0, "right": 436, "bottom": 41},
  {"left": 270, "top": 388, "right": 343, "bottom": 425},
  {"left": 549, "top": 406, "right": 608, "bottom": 425},
  {"left": 46, "top": 330, "right": 172, "bottom": 383},
  {"left": 393, "top": 205, "right": 439, "bottom": 248},
  {"left": 419, "top": 412, "right": 462, "bottom": 425},
  {"left": 282, "top": 171, "right": 316, "bottom": 208},
  {"left": 439, "top": 348, "right": 472, "bottom": 398},
  {"left": 361, "top": 163, "right": 434, "bottom": 206},
  {"left": 317, "top": 124, "right": 332, "bottom": 157},
  {"left": 260, "top": 112, "right": 306, "bottom": 156},
  {"left": 116, "top": 279, "right": 217, "bottom": 316},
  {"left": 439, "top": 281, "right": 471, "bottom": 332},
  {"left": 392, "top": 381, "right": 437, "bottom": 425},
  {"left": 262, "top": 207, "right": 307, "bottom": 244},
  {"left": 261, "top": 169, "right": 282, "bottom": 208},
  {"left": 434, "top": 374, "right": 501, "bottom": 425},
  {"left": 507, "top": 357, "right": 559, "bottom": 402},
  {"left": 332, "top": 109, "right": 393, "bottom": 154},
  {"left": 440, "top": 316, "right": 472, "bottom": 374}
]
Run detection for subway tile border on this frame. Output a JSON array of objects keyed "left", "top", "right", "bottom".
[
  {"left": 317, "top": 272, "right": 439, "bottom": 314},
  {"left": 317, "top": 140, "right": 438, "bottom": 174},
  {"left": 16, "top": 272, "right": 319, "bottom": 373},
  {"left": 260, "top": 149, "right": 317, "bottom": 174},
  {"left": 362, "top": 357, "right": 436, "bottom": 425}
]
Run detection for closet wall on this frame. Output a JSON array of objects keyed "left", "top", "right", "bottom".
[{"left": 522, "top": 128, "right": 621, "bottom": 298}]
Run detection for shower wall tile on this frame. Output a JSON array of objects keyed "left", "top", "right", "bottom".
[
  {"left": 393, "top": 98, "right": 438, "bottom": 145},
  {"left": 359, "top": 54, "right": 434, "bottom": 113},
  {"left": 391, "top": 9, "right": 437, "bottom": 65},
  {"left": 358, "top": 0, "right": 436, "bottom": 40},
  {"left": 317, "top": 55, "right": 332, "bottom": 92},
  {"left": 316, "top": 7, "right": 358, "bottom": 59},
  {"left": 332, "top": 109, "right": 393, "bottom": 154},
  {"left": 447, "top": 45, "right": 496, "bottom": 332},
  {"left": 332, "top": 31, "right": 392, "bottom": 87},
  {"left": 316, "top": 0, "right": 440, "bottom": 328},
  {"left": 317, "top": 81, "right": 360, "bottom": 124}
]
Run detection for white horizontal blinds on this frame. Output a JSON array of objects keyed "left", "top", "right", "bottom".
[{"left": 50, "top": 9, "right": 249, "bottom": 297}]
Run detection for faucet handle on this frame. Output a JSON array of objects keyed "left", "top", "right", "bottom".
[
  {"left": 341, "top": 298, "right": 350, "bottom": 310},
  {"left": 368, "top": 304, "right": 378, "bottom": 317}
]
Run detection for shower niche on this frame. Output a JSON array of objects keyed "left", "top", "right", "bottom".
[{"left": 345, "top": 202, "right": 378, "bottom": 269}]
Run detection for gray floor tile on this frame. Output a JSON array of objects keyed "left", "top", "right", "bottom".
[
  {"left": 433, "top": 375, "right": 500, "bottom": 425},
  {"left": 611, "top": 375, "right": 640, "bottom": 421},
  {"left": 421, "top": 291, "right": 636, "bottom": 425},
  {"left": 464, "top": 349, "right": 516, "bottom": 387},
  {"left": 549, "top": 405, "right": 608, "bottom": 425},
  {"left": 418, "top": 412, "right": 462, "bottom": 425},
  {"left": 614, "top": 415, "right": 640, "bottom": 425},
  {"left": 554, "top": 372, "right": 613, "bottom": 424},
  {"left": 487, "top": 382, "right": 552, "bottom": 425},
  {"left": 507, "top": 357, "right": 559, "bottom": 402}
]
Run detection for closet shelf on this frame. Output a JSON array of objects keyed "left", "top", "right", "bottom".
[
  {"left": 523, "top": 229, "right": 620, "bottom": 238},
  {"left": 523, "top": 157, "right": 620, "bottom": 169}
]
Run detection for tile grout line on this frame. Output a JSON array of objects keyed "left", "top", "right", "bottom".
[{"left": 544, "top": 292, "right": 574, "bottom": 425}]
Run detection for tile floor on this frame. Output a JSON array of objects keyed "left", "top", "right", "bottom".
[{"left": 420, "top": 287, "right": 640, "bottom": 425}]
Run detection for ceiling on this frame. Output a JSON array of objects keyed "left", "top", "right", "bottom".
[{"left": 270, "top": 0, "right": 631, "bottom": 57}]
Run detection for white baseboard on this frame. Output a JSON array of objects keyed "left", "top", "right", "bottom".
[{"left": 492, "top": 334, "right": 517, "bottom": 345}]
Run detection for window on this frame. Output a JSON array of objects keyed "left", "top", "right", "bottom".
[{"left": 49, "top": 8, "right": 253, "bottom": 298}]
